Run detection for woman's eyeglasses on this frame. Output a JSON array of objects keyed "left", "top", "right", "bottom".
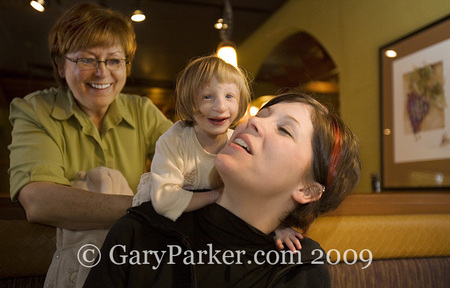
[{"left": 65, "top": 57, "right": 129, "bottom": 71}]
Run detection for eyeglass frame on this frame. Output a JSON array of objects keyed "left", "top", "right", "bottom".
[{"left": 65, "top": 57, "right": 130, "bottom": 71}]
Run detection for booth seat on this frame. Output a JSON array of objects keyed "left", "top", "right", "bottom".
[
  {"left": 1, "top": 193, "right": 449, "bottom": 287},
  {"left": 0, "top": 219, "right": 54, "bottom": 287},
  {"left": 306, "top": 193, "right": 450, "bottom": 288},
  {"left": 307, "top": 214, "right": 450, "bottom": 288}
]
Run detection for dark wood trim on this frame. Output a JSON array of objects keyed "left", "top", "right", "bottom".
[
  {"left": 0, "top": 197, "right": 26, "bottom": 219},
  {"left": 325, "top": 192, "right": 450, "bottom": 216},
  {"left": 2, "top": 192, "right": 450, "bottom": 220}
]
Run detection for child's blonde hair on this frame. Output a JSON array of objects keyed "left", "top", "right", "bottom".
[{"left": 175, "top": 55, "right": 251, "bottom": 126}]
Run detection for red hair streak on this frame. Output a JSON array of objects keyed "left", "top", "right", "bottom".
[{"left": 327, "top": 115, "right": 343, "bottom": 188}]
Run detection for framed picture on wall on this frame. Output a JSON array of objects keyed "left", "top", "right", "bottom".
[{"left": 380, "top": 14, "right": 450, "bottom": 190}]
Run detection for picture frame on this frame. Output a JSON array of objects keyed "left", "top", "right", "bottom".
[{"left": 380, "top": 14, "right": 450, "bottom": 190}]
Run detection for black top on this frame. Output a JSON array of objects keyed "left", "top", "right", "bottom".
[{"left": 84, "top": 202, "right": 330, "bottom": 288}]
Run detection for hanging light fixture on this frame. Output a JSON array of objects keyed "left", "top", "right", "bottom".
[
  {"left": 30, "top": 0, "right": 45, "bottom": 12},
  {"left": 131, "top": 10, "right": 146, "bottom": 22},
  {"left": 131, "top": 0, "right": 146, "bottom": 22},
  {"left": 216, "top": 0, "right": 237, "bottom": 67},
  {"left": 217, "top": 42, "right": 237, "bottom": 67}
]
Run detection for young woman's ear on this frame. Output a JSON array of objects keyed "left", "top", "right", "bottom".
[{"left": 292, "top": 183, "right": 324, "bottom": 204}]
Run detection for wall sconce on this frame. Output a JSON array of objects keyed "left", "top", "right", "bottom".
[
  {"left": 30, "top": 0, "right": 45, "bottom": 12},
  {"left": 216, "top": 0, "right": 237, "bottom": 67},
  {"left": 303, "top": 80, "right": 339, "bottom": 94}
]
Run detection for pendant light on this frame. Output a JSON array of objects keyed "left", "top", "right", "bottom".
[
  {"left": 30, "top": 0, "right": 45, "bottom": 12},
  {"left": 216, "top": 0, "right": 237, "bottom": 67},
  {"left": 131, "top": 0, "right": 146, "bottom": 22}
]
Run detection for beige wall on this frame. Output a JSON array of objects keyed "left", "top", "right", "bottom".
[{"left": 238, "top": 0, "right": 450, "bottom": 192}]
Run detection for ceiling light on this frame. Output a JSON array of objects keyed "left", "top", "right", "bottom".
[
  {"left": 131, "top": 10, "right": 146, "bottom": 22},
  {"left": 217, "top": 42, "right": 237, "bottom": 67},
  {"left": 216, "top": 0, "right": 237, "bottom": 67},
  {"left": 30, "top": 0, "right": 45, "bottom": 12},
  {"left": 214, "top": 19, "right": 227, "bottom": 30}
]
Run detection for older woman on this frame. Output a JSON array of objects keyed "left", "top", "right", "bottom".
[
  {"left": 8, "top": 2, "right": 171, "bottom": 287},
  {"left": 84, "top": 93, "right": 360, "bottom": 287}
]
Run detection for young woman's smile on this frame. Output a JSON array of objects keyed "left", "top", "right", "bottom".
[{"left": 217, "top": 102, "right": 314, "bottom": 194}]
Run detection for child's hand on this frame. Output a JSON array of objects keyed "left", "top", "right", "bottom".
[{"left": 274, "top": 226, "right": 303, "bottom": 252}]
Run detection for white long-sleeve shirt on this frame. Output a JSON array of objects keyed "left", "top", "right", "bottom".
[{"left": 133, "top": 121, "right": 233, "bottom": 221}]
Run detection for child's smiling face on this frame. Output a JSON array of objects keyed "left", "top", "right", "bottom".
[{"left": 193, "top": 76, "right": 240, "bottom": 139}]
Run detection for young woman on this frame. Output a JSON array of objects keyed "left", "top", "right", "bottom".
[{"left": 84, "top": 92, "right": 361, "bottom": 287}]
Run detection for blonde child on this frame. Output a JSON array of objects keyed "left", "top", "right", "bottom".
[{"left": 133, "top": 55, "right": 302, "bottom": 251}]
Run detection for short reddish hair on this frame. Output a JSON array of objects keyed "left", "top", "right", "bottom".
[{"left": 49, "top": 2, "right": 136, "bottom": 87}]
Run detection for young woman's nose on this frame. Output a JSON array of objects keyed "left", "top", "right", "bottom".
[{"left": 246, "top": 115, "right": 265, "bottom": 135}]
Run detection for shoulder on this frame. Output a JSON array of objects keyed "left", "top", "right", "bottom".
[
  {"left": 116, "top": 93, "right": 172, "bottom": 132},
  {"left": 296, "top": 237, "right": 329, "bottom": 267},
  {"left": 115, "top": 93, "right": 163, "bottom": 119},
  {"left": 274, "top": 263, "right": 330, "bottom": 288},
  {"left": 157, "top": 121, "right": 192, "bottom": 144},
  {"left": 116, "top": 93, "right": 159, "bottom": 110},
  {"left": 10, "top": 87, "right": 59, "bottom": 112},
  {"left": 9, "top": 87, "right": 62, "bottom": 123},
  {"left": 161, "top": 121, "right": 189, "bottom": 137},
  {"left": 88, "top": 203, "right": 196, "bottom": 287},
  {"left": 273, "top": 237, "right": 330, "bottom": 288},
  {"left": 103, "top": 203, "right": 173, "bottom": 250},
  {"left": 125, "top": 202, "right": 196, "bottom": 236}
]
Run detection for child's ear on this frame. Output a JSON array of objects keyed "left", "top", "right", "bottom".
[{"left": 292, "top": 183, "right": 324, "bottom": 204}]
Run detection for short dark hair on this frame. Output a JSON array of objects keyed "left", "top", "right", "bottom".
[{"left": 260, "top": 93, "right": 361, "bottom": 232}]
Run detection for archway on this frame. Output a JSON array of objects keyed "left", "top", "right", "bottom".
[{"left": 252, "top": 31, "right": 339, "bottom": 114}]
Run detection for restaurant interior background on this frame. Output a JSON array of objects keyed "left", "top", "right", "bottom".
[
  {"left": 1, "top": 0, "right": 450, "bottom": 197},
  {"left": 1, "top": 1, "right": 449, "bottom": 286}
]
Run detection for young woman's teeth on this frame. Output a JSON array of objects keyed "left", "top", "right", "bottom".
[
  {"left": 90, "top": 83, "right": 111, "bottom": 89},
  {"left": 234, "top": 138, "right": 250, "bottom": 153}
]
